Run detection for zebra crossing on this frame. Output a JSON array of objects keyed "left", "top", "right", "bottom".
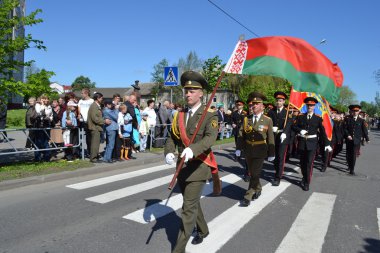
[{"left": 65, "top": 161, "right": 378, "bottom": 253}]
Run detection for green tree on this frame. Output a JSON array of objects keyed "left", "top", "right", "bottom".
[
  {"left": 177, "top": 51, "right": 203, "bottom": 74},
  {"left": 0, "top": 0, "right": 46, "bottom": 98},
  {"left": 201, "top": 56, "right": 226, "bottom": 95},
  {"left": 24, "top": 69, "right": 57, "bottom": 99},
  {"left": 336, "top": 85, "right": 356, "bottom": 107},
  {"left": 151, "top": 58, "right": 168, "bottom": 84},
  {"left": 359, "top": 101, "right": 379, "bottom": 117},
  {"left": 71, "top": 75, "right": 96, "bottom": 91}
]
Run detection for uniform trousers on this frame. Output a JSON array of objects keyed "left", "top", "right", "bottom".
[
  {"left": 244, "top": 157, "right": 265, "bottom": 201},
  {"left": 172, "top": 180, "right": 208, "bottom": 253},
  {"left": 299, "top": 149, "right": 316, "bottom": 185},
  {"left": 90, "top": 130, "right": 101, "bottom": 161},
  {"left": 274, "top": 141, "right": 288, "bottom": 179},
  {"left": 346, "top": 141, "right": 360, "bottom": 173}
]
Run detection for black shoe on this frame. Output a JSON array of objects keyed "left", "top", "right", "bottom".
[
  {"left": 243, "top": 175, "right": 250, "bottom": 182},
  {"left": 272, "top": 179, "right": 280, "bottom": 186},
  {"left": 90, "top": 159, "right": 102, "bottom": 163},
  {"left": 240, "top": 198, "right": 251, "bottom": 207},
  {"left": 349, "top": 171, "right": 355, "bottom": 176},
  {"left": 104, "top": 160, "right": 113, "bottom": 163},
  {"left": 302, "top": 184, "right": 309, "bottom": 191},
  {"left": 252, "top": 191, "right": 261, "bottom": 200},
  {"left": 191, "top": 232, "right": 209, "bottom": 245},
  {"left": 128, "top": 156, "right": 137, "bottom": 160},
  {"left": 321, "top": 166, "right": 326, "bottom": 172}
]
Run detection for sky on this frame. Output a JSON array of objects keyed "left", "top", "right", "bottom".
[{"left": 25, "top": 0, "right": 380, "bottom": 103}]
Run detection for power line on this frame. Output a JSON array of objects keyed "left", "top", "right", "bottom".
[{"left": 207, "top": 0, "right": 260, "bottom": 38}]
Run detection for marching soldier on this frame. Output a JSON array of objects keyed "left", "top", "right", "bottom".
[
  {"left": 343, "top": 105, "right": 369, "bottom": 175},
  {"left": 292, "top": 97, "right": 332, "bottom": 191},
  {"left": 164, "top": 71, "right": 219, "bottom": 252},
  {"left": 287, "top": 106, "right": 300, "bottom": 160},
  {"left": 236, "top": 92, "right": 275, "bottom": 206},
  {"left": 267, "top": 91, "right": 291, "bottom": 186},
  {"left": 231, "top": 100, "right": 246, "bottom": 147}
]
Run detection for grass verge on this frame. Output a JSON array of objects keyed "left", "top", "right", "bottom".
[{"left": 0, "top": 159, "right": 93, "bottom": 182}]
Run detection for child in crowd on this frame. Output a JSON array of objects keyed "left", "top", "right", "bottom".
[
  {"left": 139, "top": 112, "right": 149, "bottom": 152},
  {"left": 119, "top": 106, "right": 133, "bottom": 160},
  {"left": 61, "top": 101, "right": 78, "bottom": 161}
]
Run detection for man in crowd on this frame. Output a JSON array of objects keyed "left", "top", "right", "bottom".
[
  {"left": 77, "top": 88, "right": 94, "bottom": 157},
  {"left": 165, "top": 71, "right": 219, "bottom": 252},
  {"left": 267, "top": 91, "right": 291, "bottom": 186},
  {"left": 344, "top": 105, "right": 369, "bottom": 175},
  {"left": 217, "top": 106, "right": 225, "bottom": 140},
  {"left": 236, "top": 92, "right": 275, "bottom": 206},
  {"left": 292, "top": 97, "right": 332, "bottom": 191}
]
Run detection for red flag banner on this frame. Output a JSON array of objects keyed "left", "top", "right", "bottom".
[
  {"left": 289, "top": 88, "right": 333, "bottom": 141},
  {"left": 224, "top": 36, "right": 344, "bottom": 104}
]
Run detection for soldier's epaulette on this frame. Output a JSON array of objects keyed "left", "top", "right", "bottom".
[
  {"left": 315, "top": 114, "right": 321, "bottom": 117},
  {"left": 242, "top": 111, "right": 247, "bottom": 115},
  {"left": 263, "top": 114, "right": 271, "bottom": 119},
  {"left": 208, "top": 108, "right": 214, "bottom": 113}
]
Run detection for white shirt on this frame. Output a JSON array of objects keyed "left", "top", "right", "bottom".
[
  {"left": 252, "top": 112, "right": 263, "bottom": 124},
  {"left": 307, "top": 113, "right": 314, "bottom": 120},
  {"left": 143, "top": 107, "right": 157, "bottom": 127},
  {"left": 78, "top": 98, "right": 94, "bottom": 122}
]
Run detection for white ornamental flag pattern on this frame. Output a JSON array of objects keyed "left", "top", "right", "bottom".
[{"left": 223, "top": 40, "right": 248, "bottom": 74}]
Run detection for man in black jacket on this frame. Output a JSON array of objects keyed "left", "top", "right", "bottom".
[
  {"left": 267, "top": 91, "right": 292, "bottom": 186},
  {"left": 344, "top": 105, "right": 369, "bottom": 175},
  {"left": 292, "top": 97, "right": 331, "bottom": 191}
]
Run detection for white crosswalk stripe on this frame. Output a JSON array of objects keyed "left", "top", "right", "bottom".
[
  {"left": 377, "top": 208, "right": 380, "bottom": 239},
  {"left": 275, "top": 192, "right": 337, "bottom": 253},
  {"left": 123, "top": 173, "right": 242, "bottom": 224},
  {"left": 186, "top": 180, "right": 292, "bottom": 252},
  {"left": 66, "top": 164, "right": 175, "bottom": 190}
]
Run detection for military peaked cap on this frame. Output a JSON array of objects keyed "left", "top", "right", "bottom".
[
  {"left": 304, "top": 97, "right": 318, "bottom": 105},
  {"left": 349, "top": 104, "right": 361, "bottom": 111},
  {"left": 274, "top": 91, "right": 288, "bottom": 100},
  {"left": 247, "top": 92, "right": 266, "bottom": 104},
  {"left": 181, "top": 71, "right": 208, "bottom": 89}
]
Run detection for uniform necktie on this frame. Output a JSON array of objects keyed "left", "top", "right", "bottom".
[
  {"left": 186, "top": 109, "right": 192, "bottom": 125},
  {"left": 308, "top": 115, "right": 311, "bottom": 120},
  {"left": 253, "top": 115, "right": 258, "bottom": 125}
]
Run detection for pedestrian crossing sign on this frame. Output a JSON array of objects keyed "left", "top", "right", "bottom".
[{"left": 164, "top": 67, "right": 179, "bottom": 86}]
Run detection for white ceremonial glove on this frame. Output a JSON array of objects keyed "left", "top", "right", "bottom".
[
  {"left": 235, "top": 150, "right": 241, "bottom": 157},
  {"left": 272, "top": 126, "right": 278, "bottom": 133},
  {"left": 180, "top": 147, "right": 194, "bottom": 162},
  {"left": 300, "top": 130, "right": 308, "bottom": 136},
  {"left": 165, "top": 153, "right": 175, "bottom": 165},
  {"left": 280, "top": 133, "right": 287, "bottom": 143},
  {"left": 324, "top": 145, "right": 333, "bottom": 152},
  {"left": 268, "top": 156, "right": 275, "bottom": 162}
]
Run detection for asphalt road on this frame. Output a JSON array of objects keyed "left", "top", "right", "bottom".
[{"left": 1, "top": 130, "right": 380, "bottom": 253}]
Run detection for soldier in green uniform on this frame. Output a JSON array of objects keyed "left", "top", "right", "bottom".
[
  {"left": 235, "top": 92, "right": 275, "bottom": 207},
  {"left": 164, "top": 71, "right": 219, "bottom": 253}
]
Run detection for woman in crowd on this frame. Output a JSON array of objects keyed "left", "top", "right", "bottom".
[
  {"left": 61, "top": 101, "right": 79, "bottom": 161},
  {"left": 50, "top": 99, "right": 64, "bottom": 151},
  {"left": 34, "top": 94, "right": 53, "bottom": 162}
]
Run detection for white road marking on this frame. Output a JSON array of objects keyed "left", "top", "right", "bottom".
[
  {"left": 85, "top": 175, "right": 174, "bottom": 204},
  {"left": 186, "top": 180, "right": 292, "bottom": 253},
  {"left": 275, "top": 192, "right": 337, "bottom": 253},
  {"left": 123, "top": 173, "right": 242, "bottom": 224},
  {"left": 377, "top": 208, "right": 380, "bottom": 239},
  {"left": 66, "top": 164, "right": 175, "bottom": 190}
]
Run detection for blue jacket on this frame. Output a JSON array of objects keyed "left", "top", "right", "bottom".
[
  {"left": 62, "top": 111, "right": 78, "bottom": 128},
  {"left": 103, "top": 108, "right": 119, "bottom": 131}
]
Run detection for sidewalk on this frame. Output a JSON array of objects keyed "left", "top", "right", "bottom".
[{"left": 0, "top": 142, "right": 235, "bottom": 191}]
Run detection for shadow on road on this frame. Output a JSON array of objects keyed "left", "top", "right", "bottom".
[{"left": 360, "top": 238, "right": 380, "bottom": 253}]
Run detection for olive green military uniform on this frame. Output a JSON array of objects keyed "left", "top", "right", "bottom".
[
  {"left": 87, "top": 102, "right": 104, "bottom": 161},
  {"left": 164, "top": 71, "right": 218, "bottom": 253},
  {"left": 237, "top": 113, "right": 275, "bottom": 200}
]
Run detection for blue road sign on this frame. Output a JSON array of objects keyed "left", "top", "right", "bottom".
[{"left": 164, "top": 67, "right": 179, "bottom": 86}]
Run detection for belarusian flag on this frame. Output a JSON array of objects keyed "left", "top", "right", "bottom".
[{"left": 224, "top": 36, "right": 343, "bottom": 104}]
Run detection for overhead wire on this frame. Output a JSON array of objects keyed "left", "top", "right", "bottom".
[{"left": 207, "top": 0, "right": 260, "bottom": 38}]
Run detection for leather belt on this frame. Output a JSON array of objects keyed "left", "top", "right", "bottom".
[
  {"left": 245, "top": 139, "right": 267, "bottom": 145},
  {"left": 298, "top": 134, "right": 317, "bottom": 139}
]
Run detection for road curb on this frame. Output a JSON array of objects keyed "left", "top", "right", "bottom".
[{"left": 0, "top": 142, "right": 235, "bottom": 191}]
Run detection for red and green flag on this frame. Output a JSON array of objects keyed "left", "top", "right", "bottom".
[{"left": 223, "top": 36, "right": 343, "bottom": 104}]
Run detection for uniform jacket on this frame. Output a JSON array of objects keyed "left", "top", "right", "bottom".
[
  {"left": 343, "top": 116, "right": 369, "bottom": 145},
  {"left": 237, "top": 113, "right": 275, "bottom": 158},
  {"left": 87, "top": 102, "right": 104, "bottom": 132},
  {"left": 292, "top": 113, "right": 329, "bottom": 151},
  {"left": 231, "top": 110, "right": 246, "bottom": 135},
  {"left": 331, "top": 119, "right": 344, "bottom": 144},
  {"left": 267, "top": 108, "right": 292, "bottom": 144},
  {"left": 164, "top": 105, "right": 218, "bottom": 182}
]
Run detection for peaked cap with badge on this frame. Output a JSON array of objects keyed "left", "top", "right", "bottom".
[
  {"left": 181, "top": 71, "right": 208, "bottom": 89},
  {"left": 348, "top": 104, "right": 361, "bottom": 111},
  {"left": 304, "top": 97, "right": 318, "bottom": 105},
  {"left": 274, "top": 91, "right": 288, "bottom": 100},
  {"left": 247, "top": 91, "right": 267, "bottom": 104}
]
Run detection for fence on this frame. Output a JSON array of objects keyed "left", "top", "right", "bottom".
[{"left": 0, "top": 127, "right": 85, "bottom": 160}]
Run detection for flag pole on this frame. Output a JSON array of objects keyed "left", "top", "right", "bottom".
[
  {"left": 168, "top": 71, "right": 226, "bottom": 190},
  {"left": 283, "top": 86, "right": 293, "bottom": 130}
]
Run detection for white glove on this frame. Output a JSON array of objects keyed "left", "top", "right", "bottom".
[
  {"left": 280, "top": 133, "right": 287, "bottom": 143},
  {"left": 235, "top": 150, "right": 241, "bottom": 157},
  {"left": 272, "top": 126, "right": 278, "bottom": 133},
  {"left": 324, "top": 145, "right": 333, "bottom": 152},
  {"left": 268, "top": 156, "right": 275, "bottom": 162},
  {"left": 165, "top": 153, "right": 175, "bottom": 165},
  {"left": 180, "top": 147, "right": 194, "bottom": 162},
  {"left": 300, "top": 130, "right": 308, "bottom": 136}
]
